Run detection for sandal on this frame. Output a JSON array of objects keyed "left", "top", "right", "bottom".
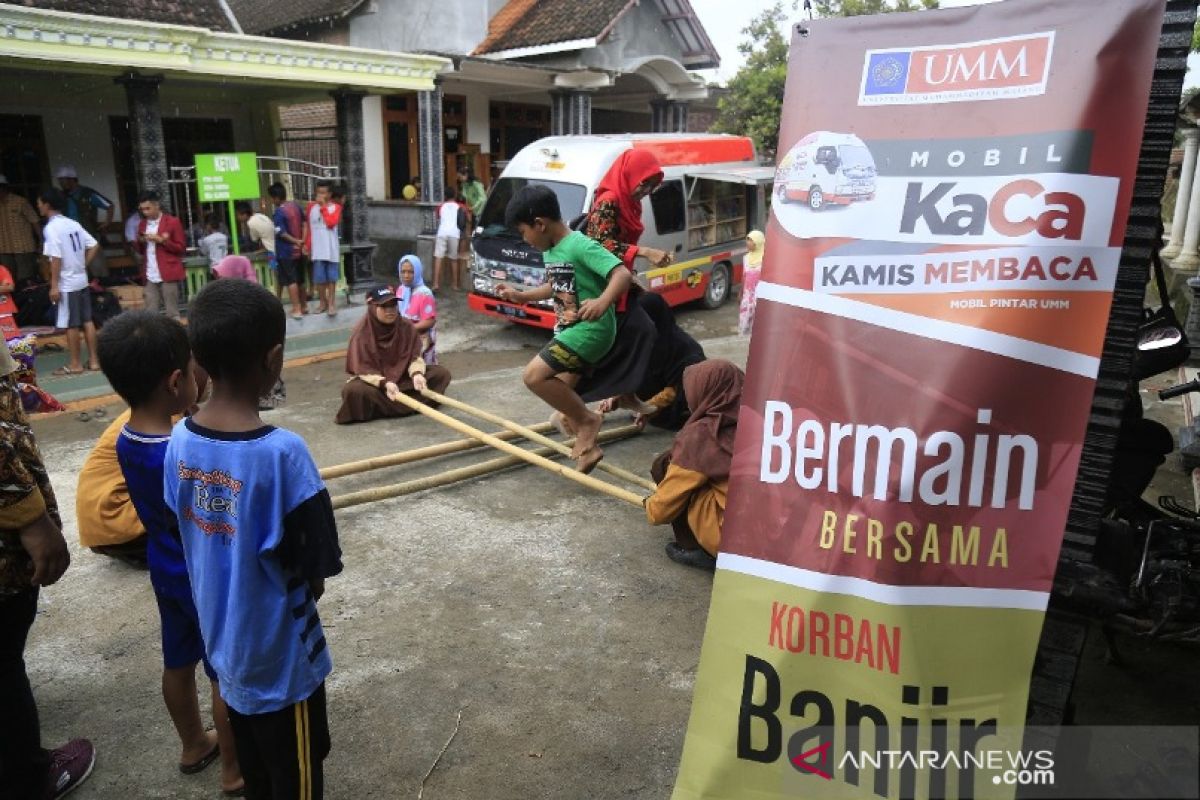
[
  {"left": 51, "top": 366, "right": 84, "bottom": 377},
  {"left": 179, "top": 742, "right": 220, "bottom": 775}
]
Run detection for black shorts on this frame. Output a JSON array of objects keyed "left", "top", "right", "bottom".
[
  {"left": 538, "top": 338, "right": 588, "bottom": 374},
  {"left": 56, "top": 289, "right": 93, "bottom": 329},
  {"left": 276, "top": 258, "right": 300, "bottom": 288},
  {"left": 227, "top": 684, "right": 330, "bottom": 800}
]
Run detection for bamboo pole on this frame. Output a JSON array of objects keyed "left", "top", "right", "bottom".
[
  {"left": 386, "top": 391, "right": 648, "bottom": 506},
  {"left": 331, "top": 425, "right": 642, "bottom": 509},
  {"left": 320, "top": 421, "right": 555, "bottom": 480},
  {"left": 419, "top": 388, "right": 657, "bottom": 492}
]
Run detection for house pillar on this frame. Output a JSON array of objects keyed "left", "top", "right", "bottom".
[
  {"left": 1174, "top": 150, "right": 1200, "bottom": 272},
  {"left": 650, "top": 98, "right": 669, "bottom": 133},
  {"left": 1164, "top": 127, "right": 1200, "bottom": 259},
  {"left": 668, "top": 101, "right": 689, "bottom": 133},
  {"left": 650, "top": 99, "right": 688, "bottom": 133},
  {"left": 551, "top": 90, "right": 592, "bottom": 136},
  {"left": 417, "top": 80, "right": 445, "bottom": 203},
  {"left": 332, "top": 88, "right": 373, "bottom": 286},
  {"left": 115, "top": 72, "right": 170, "bottom": 210}
]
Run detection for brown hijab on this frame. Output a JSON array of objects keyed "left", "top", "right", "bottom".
[
  {"left": 345, "top": 306, "right": 423, "bottom": 384},
  {"left": 671, "top": 360, "right": 744, "bottom": 481}
]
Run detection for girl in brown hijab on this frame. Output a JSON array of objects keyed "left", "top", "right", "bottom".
[
  {"left": 644, "top": 359, "right": 744, "bottom": 570},
  {"left": 334, "top": 286, "right": 452, "bottom": 424}
]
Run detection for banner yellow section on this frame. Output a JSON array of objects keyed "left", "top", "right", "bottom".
[{"left": 673, "top": 570, "right": 1047, "bottom": 800}]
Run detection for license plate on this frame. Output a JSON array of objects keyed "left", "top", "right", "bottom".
[
  {"left": 490, "top": 269, "right": 507, "bottom": 280},
  {"left": 496, "top": 304, "right": 528, "bottom": 319}
]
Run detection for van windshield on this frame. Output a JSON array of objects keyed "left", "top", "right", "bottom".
[
  {"left": 478, "top": 178, "right": 588, "bottom": 237},
  {"left": 837, "top": 145, "right": 875, "bottom": 176}
]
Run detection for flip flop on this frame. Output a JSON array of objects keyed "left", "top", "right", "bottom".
[
  {"left": 51, "top": 366, "right": 84, "bottom": 377},
  {"left": 179, "top": 742, "right": 220, "bottom": 775}
]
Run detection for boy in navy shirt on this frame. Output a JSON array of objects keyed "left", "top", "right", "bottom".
[
  {"left": 96, "top": 311, "right": 243, "bottom": 794},
  {"left": 165, "top": 279, "right": 342, "bottom": 799}
]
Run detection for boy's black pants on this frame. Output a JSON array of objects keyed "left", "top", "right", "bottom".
[
  {"left": 228, "top": 683, "right": 330, "bottom": 800},
  {"left": 0, "top": 588, "right": 51, "bottom": 800}
]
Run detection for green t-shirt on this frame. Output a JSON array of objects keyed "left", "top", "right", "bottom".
[{"left": 543, "top": 231, "right": 621, "bottom": 364}]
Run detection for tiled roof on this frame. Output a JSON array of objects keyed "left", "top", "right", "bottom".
[
  {"left": 225, "top": 0, "right": 365, "bottom": 36},
  {"left": 474, "top": 0, "right": 635, "bottom": 56},
  {"left": 18, "top": 0, "right": 237, "bottom": 31}
]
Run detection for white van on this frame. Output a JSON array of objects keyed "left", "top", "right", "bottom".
[
  {"left": 468, "top": 134, "right": 773, "bottom": 330},
  {"left": 774, "top": 131, "right": 877, "bottom": 211}
]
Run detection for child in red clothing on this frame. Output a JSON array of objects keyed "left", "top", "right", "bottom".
[{"left": 302, "top": 181, "right": 343, "bottom": 317}]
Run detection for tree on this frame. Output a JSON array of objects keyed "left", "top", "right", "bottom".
[
  {"left": 710, "top": 0, "right": 938, "bottom": 158},
  {"left": 711, "top": 3, "right": 790, "bottom": 159},
  {"left": 814, "top": 0, "right": 937, "bottom": 14}
]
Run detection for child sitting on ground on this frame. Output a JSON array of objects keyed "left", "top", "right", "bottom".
[
  {"left": 164, "top": 278, "right": 343, "bottom": 799},
  {"left": 496, "top": 185, "right": 631, "bottom": 473},
  {"left": 95, "top": 311, "right": 242, "bottom": 795},
  {"left": 198, "top": 214, "right": 229, "bottom": 274}
]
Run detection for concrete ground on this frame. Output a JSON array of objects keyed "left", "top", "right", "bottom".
[
  {"left": 26, "top": 294, "right": 742, "bottom": 800},
  {"left": 21, "top": 293, "right": 1200, "bottom": 799}
]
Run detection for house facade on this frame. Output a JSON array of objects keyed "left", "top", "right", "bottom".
[
  {"left": 0, "top": 0, "right": 446, "bottom": 281},
  {"left": 229, "top": 0, "right": 721, "bottom": 204}
]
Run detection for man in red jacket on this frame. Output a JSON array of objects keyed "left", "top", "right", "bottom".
[{"left": 136, "top": 192, "right": 186, "bottom": 320}]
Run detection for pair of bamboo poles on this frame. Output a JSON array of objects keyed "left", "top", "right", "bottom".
[{"left": 323, "top": 388, "right": 654, "bottom": 510}]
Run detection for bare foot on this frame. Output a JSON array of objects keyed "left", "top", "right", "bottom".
[
  {"left": 550, "top": 410, "right": 576, "bottom": 437},
  {"left": 576, "top": 446, "right": 604, "bottom": 474},
  {"left": 569, "top": 410, "right": 603, "bottom": 459},
  {"left": 618, "top": 394, "right": 658, "bottom": 415}
]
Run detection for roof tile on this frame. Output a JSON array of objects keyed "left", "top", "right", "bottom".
[
  {"left": 224, "top": 0, "right": 364, "bottom": 36},
  {"left": 474, "top": 0, "right": 634, "bottom": 56},
  {"left": 18, "top": 0, "right": 236, "bottom": 32}
]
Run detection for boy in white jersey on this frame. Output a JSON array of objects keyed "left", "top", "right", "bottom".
[{"left": 38, "top": 188, "right": 100, "bottom": 374}]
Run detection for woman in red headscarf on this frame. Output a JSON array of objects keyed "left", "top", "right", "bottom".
[
  {"left": 585, "top": 149, "right": 674, "bottom": 273},
  {"left": 644, "top": 359, "right": 744, "bottom": 571},
  {"left": 579, "top": 149, "right": 708, "bottom": 430}
]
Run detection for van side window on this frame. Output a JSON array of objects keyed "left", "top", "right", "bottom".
[{"left": 650, "top": 179, "right": 686, "bottom": 235}]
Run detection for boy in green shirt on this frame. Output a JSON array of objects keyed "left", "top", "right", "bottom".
[{"left": 497, "top": 184, "right": 632, "bottom": 473}]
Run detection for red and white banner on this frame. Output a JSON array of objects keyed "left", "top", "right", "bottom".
[{"left": 672, "top": 2, "right": 1165, "bottom": 798}]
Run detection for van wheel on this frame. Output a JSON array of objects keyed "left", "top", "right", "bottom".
[
  {"left": 808, "top": 186, "right": 825, "bottom": 211},
  {"left": 703, "top": 263, "right": 730, "bottom": 309}
]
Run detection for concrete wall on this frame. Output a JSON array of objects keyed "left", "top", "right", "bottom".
[
  {"left": 363, "top": 95, "right": 387, "bottom": 200},
  {"left": 4, "top": 94, "right": 262, "bottom": 216},
  {"left": 348, "top": 0, "right": 490, "bottom": 55},
  {"left": 368, "top": 200, "right": 438, "bottom": 282},
  {"left": 462, "top": 85, "right": 492, "bottom": 155}
]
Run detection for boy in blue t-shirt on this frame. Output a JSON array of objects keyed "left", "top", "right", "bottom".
[
  {"left": 165, "top": 278, "right": 342, "bottom": 799},
  {"left": 96, "top": 311, "right": 242, "bottom": 794}
]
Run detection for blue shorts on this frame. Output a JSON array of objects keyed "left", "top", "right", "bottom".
[
  {"left": 312, "top": 259, "right": 339, "bottom": 285},
  {"left": 154, "top": 587, "right": 215, "bottom": 679}
]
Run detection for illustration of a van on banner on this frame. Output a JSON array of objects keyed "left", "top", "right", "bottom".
[{"left": 774, "top": 131, "right": 877, "bottom": 211}]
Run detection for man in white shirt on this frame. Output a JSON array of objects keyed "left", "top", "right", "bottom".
[
  {"left": 235, "top": 201, "right": 275, "bottom": 295},
  {"left": 38, "top": 188, "right": 100, "bottom": 374},
  {"left": 433, "top": 187, "right": 463, "bottom": 292},
  {"left": 123, "top": 208, "right": 143, "bottom": 264}
]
